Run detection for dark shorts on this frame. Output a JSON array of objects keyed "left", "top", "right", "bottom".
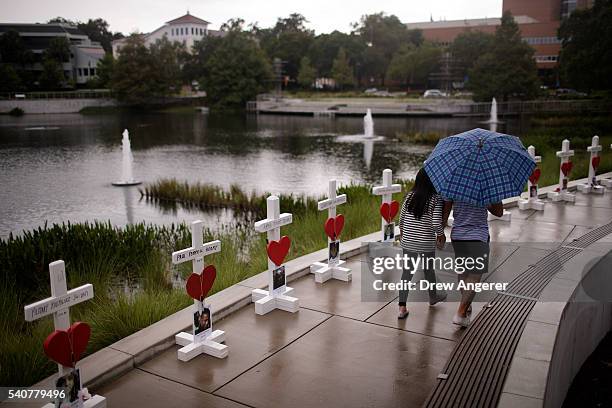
[{"left": 451, "top": 240, "right": 490, "bottom": 275}]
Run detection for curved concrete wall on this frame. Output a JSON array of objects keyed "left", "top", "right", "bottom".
[
  {"left": 499, "top": 246, "right": 612, "bottom": 407},
  {"left": 0, "top": 98, "right": 117, "bottom": 114}
]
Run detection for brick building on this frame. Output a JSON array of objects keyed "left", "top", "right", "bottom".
[{"left": 405, "top": 0, "right": 594, "bottom": 86}]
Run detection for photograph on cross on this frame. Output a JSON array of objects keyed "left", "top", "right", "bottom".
[{"left": 2, "top": 1, "right": 612, "bottom": 408}]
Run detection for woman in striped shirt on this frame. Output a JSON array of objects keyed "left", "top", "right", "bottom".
[{"left": 397, "top": 168, "right": 447, "bottom": 319}]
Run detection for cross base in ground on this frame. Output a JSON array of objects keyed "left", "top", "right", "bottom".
[
  {"left": 175, "top": 330, "right": 228, "bottom": 361},
  {"left": 251, "top": 287, "right": 299, "bottom": 315},
  {"left": 43, "top": 389, "right": 106, "bottom": 408},
  {"left": 602, "top": 178, "right": 612, "bottom": 188},
  {"left": 310, "top": 260, "right": 351, "bottom": 283},
  {"left": 518, "top": 198, "right": 545, "bottom": 211},
  {"left": 548, "top": 190, "right": 575, "bottom": 202},
  {"left": 577, "top": 183, "right": 605, "bottom": 194}
]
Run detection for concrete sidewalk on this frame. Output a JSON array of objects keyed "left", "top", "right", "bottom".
[{"left": 92, "top": 191, "right": 612, "bottom": 408}]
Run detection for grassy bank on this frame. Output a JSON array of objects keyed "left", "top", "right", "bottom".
[
  {"left": 2, "top": 182, "right": 410, "bottom": 387},
  {"left": 396, "top": 115, "right": 612, "bottom": 187}
]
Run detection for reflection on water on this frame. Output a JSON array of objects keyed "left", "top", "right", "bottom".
[{"left": 0, "top": 112, "right": 529, "bottom": 237}]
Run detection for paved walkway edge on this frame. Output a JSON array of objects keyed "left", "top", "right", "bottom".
[{"left": 32, "top": 172, "right": 612, "bottom": 391}]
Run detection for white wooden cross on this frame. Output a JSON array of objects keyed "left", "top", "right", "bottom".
[
  {"left": 372, "top": 169, "right": 401, "bottom": 242},
  {"left": 578, "top": 135, "right": 605, "bottom": 194},
  {"left": 251, "top": 195, "right": 299, "bottom": 315},
  {"left": 548, "top": 139, "right": 575, "bottom": 202},
  {"left": 603, "top": 143, "right": 612, "bottom": 188},
  {"left": 172, "top": 220, "right": 228, "bottom": 361},
  {"left": 310, "top": 179, "right": 352, "bottom": 283},
  {"left": 24, "top": 260, "right": 106, "bottom": 408},
  {"left": 518, "top": 145, "right": 545, "bottom": 211}
]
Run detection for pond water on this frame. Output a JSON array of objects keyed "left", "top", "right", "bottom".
[{"left": 0, "top": 111, "right": 529, "bottom": 237}]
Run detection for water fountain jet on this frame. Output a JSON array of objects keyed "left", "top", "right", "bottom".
[{"left": 112, "top": 129, "right": 141, "bottom": 186}]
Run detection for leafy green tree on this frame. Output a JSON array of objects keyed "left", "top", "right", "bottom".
[
  {"left": 449, "top": 30, "right": 495, "bottom": 79},
  {"left": 558, "top": 0, "right": 612, "bottom": 91},
  {"left": 308, "top": 31, "right": 365, "bottom": 78},
  {"left": 0, "top": 64, "right": 22, "bottom": 91},
  {"left": 331, "top": 48, "right": 354, "bottom": 89},
  {"left": 387, "top": 42, "right": 442, "bottom": 87},
  {"left": 48, "top": 17, "right": 123, "bottom": 54},
  {"left": 297, "top": 56, "right": 316, "bottom": 88},
  {"left": 77, "top": 18, "right": 122, "bottom": 54},
  {"left": 183, "top": 35, "right": 223, "bottom": 84},
  {"left": 202, "top": 26, "right": 272, "bottom": 108},
  {"left": 38, "top": 58, "right": 65, "bottom": 90},
  {"left": 47, "top": 17, "right": 77, "bottom": 25},
  {"left": 110, "top": 35, "right": 183, "bottom": 103},
  {"left": 0, "top": 31, "right": 28, "bottom": 64},
  {"left": 352, "top": 12, "right": 422, "bottom": 85},
  {"left": 92, "top": 53, "right": 115, "bottom": 88},
  {"left": 253, "top": 13, "right": 314, "bottom": 84},
  {"left": 45, "top": 37, "right": 71, "bottom": 63},
  {"left": 468, "top": 12, "right": 539, "bottom": 101}
]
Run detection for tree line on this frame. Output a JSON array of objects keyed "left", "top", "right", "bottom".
[{"left": 2, "top": 2, "right": 612, "bottom": 105}]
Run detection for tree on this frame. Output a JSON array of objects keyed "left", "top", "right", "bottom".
[
  {"left": 92, "top": 53, "right": 114, "bottom": 88},
  {"left": 48, "top": 17, "right": 123, "bottom": 54},
  {"left": 449, "top": 30, "right": 495, "bottom": 79},
  {"left": 468, "top": 12, "right": 539, "bottom": 101},
  {"left": 202, "top": 27, "right": 272, "bottom": 108},
  {"left": 77, "top": 18, "right": 122, "bottom": 54},
  {"left": 0, "top": 64, "right": 22, "bottom": 91},
  {"left": 38, "top": 58, "right": 65, "bottom": 90},
  {"left": 331, "top": 48, "right": 354, "bottom": 89},
  {"left": 110, "top": 35, "right": 184, "bottom": 103},
  {"left": 387, "top": 42, "right": 442, "bottom": 87},
  {"left": 253, "top": 13, "right": 314, "bottom": 84},
  {"left": 297, "top": 56, "right": 316, "bottom": 88},
  {"left": 558, "top": 0, "right": 612, "bottom": 91},
  {"left": 308, "top": 31, "right": 364, "bottom": 78},
  {"left": 352, "top": 12, "right": 422, "bottom": 85},
  {"left": 45, "top": 37, "right": 71, "bottom": 62}
]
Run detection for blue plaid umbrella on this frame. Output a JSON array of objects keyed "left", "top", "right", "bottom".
[{"left": 424, "top": 128, "right": 535, "bottom": 206}]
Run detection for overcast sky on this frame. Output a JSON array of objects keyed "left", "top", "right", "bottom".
[{"left": 1, "top": 0, "right": 503, "bottom": 34}]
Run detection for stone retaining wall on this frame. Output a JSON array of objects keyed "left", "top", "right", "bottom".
[{"left": 0, "top": 98, "right": 117, "bottom": 114}]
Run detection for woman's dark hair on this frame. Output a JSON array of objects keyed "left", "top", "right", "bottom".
[{"left": 406, "top": 168, "right": 437, "bottom": 220}]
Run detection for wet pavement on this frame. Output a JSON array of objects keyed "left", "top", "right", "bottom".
[{"left": 95, "top": 192, "right": 612, "bottom": 408}]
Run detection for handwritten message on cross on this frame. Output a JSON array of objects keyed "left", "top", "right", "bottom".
[{"left": 24, "top": 261, "right": 94, "bottom": 375}]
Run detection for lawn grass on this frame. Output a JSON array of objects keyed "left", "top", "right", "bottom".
[{"left": 1, "top": 182, "right": 410, "bottom": 387}]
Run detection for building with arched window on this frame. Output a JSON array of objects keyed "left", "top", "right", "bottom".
[{"left": 111, "top": 12, "right": 223, "bottom": 56}]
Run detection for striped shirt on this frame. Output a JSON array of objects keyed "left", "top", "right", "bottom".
[
  {"left": 399, "top": 192, "right": 444, "bottom": 253},
  {"left": 450, "top": 201, "right": 490, "bottom": 242}
]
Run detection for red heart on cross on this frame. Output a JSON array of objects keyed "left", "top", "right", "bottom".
[
  {"left": 561, "top": 161, "right": 573, "bottom": 177},
  {"left": 43, "top": 322, "right": 91, "bottom": 368},
  {"left": 379, "top": 200, "right": 399, "bottom": 223},
  {"left": 592, "top": 156, "right": 600, "bottom": 170},
  {"left": 324, "top": 214, "right": 345, "bottom": 240},
  {"left": 267, "top": 236, "right": 291, "bottom": 266},
  {"left": 529, "top": 168, "right": 541, "bottom": 185},
  {"left": 186, "top": 265, "right": 217, "bottom": 301}
]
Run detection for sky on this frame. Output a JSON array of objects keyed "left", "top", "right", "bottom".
[{"left": 0, "top": 0, "right": 503, "bottom": 34}]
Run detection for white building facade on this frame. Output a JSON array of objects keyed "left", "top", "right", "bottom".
[
  {"left": 0, "top": 23, "right": 105, "bottom": 85},
  {"left": 112, "top": 12, "right": 221, "bottom": 56}
]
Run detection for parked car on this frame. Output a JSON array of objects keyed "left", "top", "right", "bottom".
[
  {"left": 555, "top": 88, "right": 587, "bottom": 97},
  {"left": 423, "top": 89, "right": 447, "bottom": 98}
]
